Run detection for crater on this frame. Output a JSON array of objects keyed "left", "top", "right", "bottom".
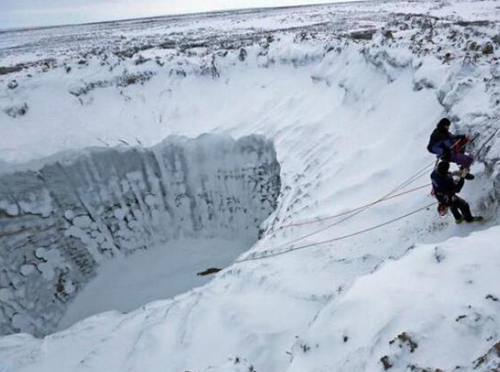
[{"left": 0, "top": 134, "right": 281, "bottom": 337}]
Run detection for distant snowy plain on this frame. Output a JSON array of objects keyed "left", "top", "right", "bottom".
[{"left": 1, "top": 0, "right": 500, "bottom": 371}]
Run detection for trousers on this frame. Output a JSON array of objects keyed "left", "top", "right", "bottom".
[{"left": 439, "top": 194, "right": 473, "bottom": 221}]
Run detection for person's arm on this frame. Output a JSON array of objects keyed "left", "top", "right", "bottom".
[
  {"left": 447, "top": 133, "right": 468, "bottom": 154},
  {"left": 449, "top": 132, "right": 467, "bottom": 144}
]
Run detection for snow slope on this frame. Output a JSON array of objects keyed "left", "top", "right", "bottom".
[
  {"left": 1, "top": 0, "right": 500, "bottom": 371},
  {"left": 288, "top": 226, "right": 500, "bottom": 372}
]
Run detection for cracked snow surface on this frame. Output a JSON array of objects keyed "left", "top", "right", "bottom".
[{"left": 1, "top": 0, "right": 500, "bottom": 371}]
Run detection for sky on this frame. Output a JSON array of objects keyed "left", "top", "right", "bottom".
[{"left": 0, "top": 0, "right": 360, "bottom": 30}]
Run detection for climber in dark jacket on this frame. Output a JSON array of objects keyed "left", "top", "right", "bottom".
[
  {"left": 427, "top": 118, "right": 474, "bottom": 179},
  {"left": 431, "top": 161, "right": 482, "bottom": 223}
]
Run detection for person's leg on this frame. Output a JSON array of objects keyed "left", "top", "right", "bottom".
[
  {"left": 450, "top": 152, "right": 475, "bottom": 179},
  {"left": 450, "top": 152, "right": 473, "bottom": 169},
  {"left": 453, "top": 196, "right": 473, "bottom": 222},
  {"left": 448, "top": 196, "right": 464, "bottom": 221}
]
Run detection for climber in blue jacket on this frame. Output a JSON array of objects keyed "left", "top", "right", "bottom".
[{"left": 427, "top": 118, "right": 474, "bottom": 180}]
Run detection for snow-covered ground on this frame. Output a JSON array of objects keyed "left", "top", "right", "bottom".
[{"left": 1, "top": 0, "right": 500, "bottom": 371}]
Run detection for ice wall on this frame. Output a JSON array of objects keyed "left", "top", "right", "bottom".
[{"left": 0, "top": 134, "right": 281, "bottom": 337}]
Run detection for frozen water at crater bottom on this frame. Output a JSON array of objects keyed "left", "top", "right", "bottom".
[{"left": 57, "top": 237, "right": 250, "bottom": 332}]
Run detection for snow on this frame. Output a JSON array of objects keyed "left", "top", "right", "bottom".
[
  {"left": 0, "top": 0, "right": 500, "bottom": 371},
  {"left": 288, "top": 226, "right": 500, "bottom": 372}
]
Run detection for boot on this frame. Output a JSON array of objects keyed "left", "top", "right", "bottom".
[{"left": 465, "top": 216, "right": 484, "bottom": 223}]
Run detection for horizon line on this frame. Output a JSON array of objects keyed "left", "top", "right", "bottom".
[{"left": 0, "top": 0, "right": 371, "bottom": 33}]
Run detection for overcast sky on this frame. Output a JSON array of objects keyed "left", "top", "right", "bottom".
[{"left": 1, "top": 0, "right": 363, "bottom": 30}]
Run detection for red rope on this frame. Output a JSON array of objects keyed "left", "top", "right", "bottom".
[
  {"left": 236, "top": 202, "right": 437, "bottom": 263},
  {"left": 276, "top": 183, "right": 431, "bottom": 230}
]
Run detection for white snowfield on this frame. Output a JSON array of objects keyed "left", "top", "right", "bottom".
[{"left": 1, "top": 0, "right": 500, "bottom": 371}]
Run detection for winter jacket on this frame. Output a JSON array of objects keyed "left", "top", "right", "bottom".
[
  {"left": 427, "top": 128, "right": 462, "bottom": 155},
  {"left": 431, "top": 170, "right": 465, "bottom": 197}
]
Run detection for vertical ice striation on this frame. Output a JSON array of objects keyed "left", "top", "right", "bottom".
[{"left": 0, "top": 134, "right": 281, "bottom": 337}]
